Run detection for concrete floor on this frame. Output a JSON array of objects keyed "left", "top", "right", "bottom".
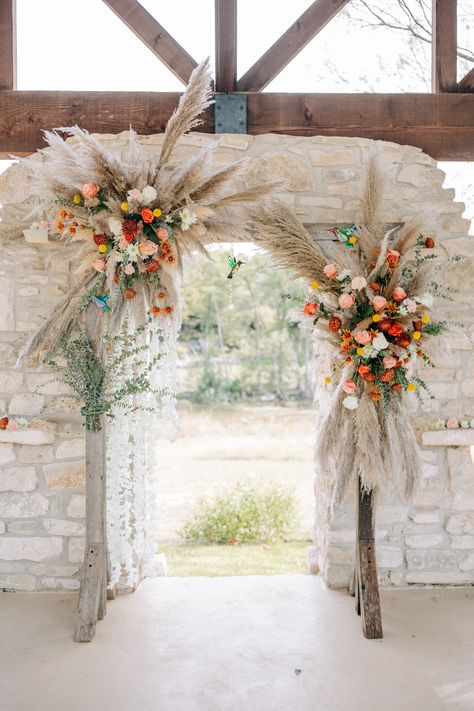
[{"left": 1, "top": 576, "right": 473, "bottom": 711}]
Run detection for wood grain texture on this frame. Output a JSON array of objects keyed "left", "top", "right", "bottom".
[
  {"left": 215, "top": 0, "right": 237, "bottom": 92},
  {"left": 0, "top": 0, "right": 16, "bottom": 90},
  {"left": 102, "top": 0, "right": 197, "bottom": 85},
  {"left": 237, "top": 0, "right": 351, "bottom": 92},
  {"left": 432, "top": 0, "right": 457, "bottom": 92},
  {"left": 458, "top": 67, "right": 474, "bottom": 92},
  {"left": 356, "top": 481, "right": 383, "bottom": 640},
  {"left": 1, "top": 91, "right": 474, "bottom": 160}
]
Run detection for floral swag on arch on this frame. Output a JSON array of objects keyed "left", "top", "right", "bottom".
[{"left": 0, "top": 58, "right": 460, "bottom": 592}]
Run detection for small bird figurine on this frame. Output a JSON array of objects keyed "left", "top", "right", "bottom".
[
  {"left": 94, "top": 292, "right": 111, "bottom": 312},
  {"left": 227, "top": 255, "right": 245, "bottom": 279}
]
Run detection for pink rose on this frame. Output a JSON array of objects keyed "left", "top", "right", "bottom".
[
  {"left": 354, "top": 330, "right": 371, "bottom": 345},
  {"left": 447, "top": 418, "right": 459, "bottom": 429},
  {"left": 338, "top": 292, "right": 355, "bottom": 309},
  {"left": 323, "top": 263, "right": 338, "bottom": 278},
  {"left": 351, "top": 276, "right": 367, "bottom": 291},
  {"left": 372, "top": 295, "right": 388, "bottom": 312},
  {"left": 124, "top": 263, "right": 135, "bottom": 275},
  {"left": 6, "top": 419, "right": 18, "bottom": 431},
  {"left": 139, "top": 240, "right": 158, "bottom": 256},
  {"left": 393, "top": 287, "right": 407, "bottom": 301},
  {"left": 383, "top": 356, "right": 397, "bottom": 369},
  {"left": 127, "top": 188, "right": 142, "bottom": 202},
  {"left": 342, "top": 380, "right": 356, "bottom": 394},
  {"left": 92, "top": 258, "right": 106, "bottom": 272},
  {"left": 82, "top": 183, "right": 100, "bottom": 199},
  {"left": 156, "top": 227, "right": 169, "bottom": 240}
]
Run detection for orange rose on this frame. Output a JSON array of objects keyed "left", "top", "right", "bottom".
[
  {"left": 386, "top": 249, "right": 400, "bottom": 269},
  {"left": 368, "top": 388, "right": 381, "bottom": 402},
  {"left": 388, "top": 322, "right": 403, "bottom": 337},
  {"left": 141, "top": 208, "right": 154, "bottom": 223},
  {"left": 358, "top": 365, "right": 371, "bottom": 376},
  {"left": 82, "top": 183, "right": 100, "bottom": 199},
  {"left": 304, "top": 302, "right": 318, "bottom": 316}
]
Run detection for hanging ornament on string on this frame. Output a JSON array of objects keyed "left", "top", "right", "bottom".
[{"left": 226, "top": 252, "right": 245, "bottom": 310}]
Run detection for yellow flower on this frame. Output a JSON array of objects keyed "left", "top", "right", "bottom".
[
  {"left": 356, "top": 347, "right": 365, "bottom": 356},
  {"left": 324, "top": 376, "right": 332, "bottom": 384},
  {"left": 348, "top": 236, "right": 357, "bottom": 245},
  {"left": 73, "top": 194, "right": 81, "bottom": 205},
  {"left": 153, "top": 208, "right": 162, "bottom": 218},
  {"left": 310, "top": 281, "right": 319, "bottom": 291},
  {"left": 372, "top": 314, "right": 381, "bottom": 323},
  {"left": 98, "top": 244, "right": 107, "bottom": 254},
  {"left": 120, "top": 202, "right": 129, "bottom": 211},
  {"left": 407, "top": 383, "right": 416, "bottom": 392},
  {"left": 412, "top": 331, "right": 422, "bottom": 340},
  {"left": 421, "top": 314, "right": 430, "bottom": 324}
]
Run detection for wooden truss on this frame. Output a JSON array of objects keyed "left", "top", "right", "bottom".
[
  {"left": 1, "top": 0, "right": 472, "bottom": 642},
  {"left": 0, "top": 0, "right": 473, "bottom": 160}
]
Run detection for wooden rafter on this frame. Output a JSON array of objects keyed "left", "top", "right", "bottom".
[
  {"left": 0, "top": 0, "right": 16, "bottom": 90},
  {"left": 215, "top": 0, "right": 237, "bottom": 92},
  {"left": 1, "top": 90, "right": 473, "bottom": 161},
  {"left": 458, "top": 67, "right": 474, "bottom": 92},
  {"left": 432, "top": 0, "right": 457, "bottom": 92},
  {"left": 237, "top": 0, "right": 351, "bottom": 92},
  {"left": 101, "top": 0, "right": 197, "bottom": 85}
]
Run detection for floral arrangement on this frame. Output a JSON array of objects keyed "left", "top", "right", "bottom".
[
  {"left": 251, "top": 150, "right": 461, "bottom": 514},
  {"left": 0, "top": 416, "right": 29, "bottom": 431},
  {"left": 431, "top": 418, "right": 474, "bottom": 430}
]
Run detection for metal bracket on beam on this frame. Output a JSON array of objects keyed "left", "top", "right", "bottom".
[{"left": 214, "top": 93, "right": 247, "bottom": 134}]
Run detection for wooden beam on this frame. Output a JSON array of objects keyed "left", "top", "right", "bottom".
[
  {"left": 458, "top": 67, "right": 474, "bottom": 92},
  {"left": 237, "top": 0, "right": 351, "bottom": 92},
  {"left": 432, "top": 0, "right": 457, "bottom": 92},
  {"left": 0, "top": 0, "right": 16, "bottom": 90},
  {"left": 355, "top": 480, "right": 383, "bottom": 640},
  {"left": 101, "top": 0, "right": 197, "bottom": 85},
  {"left": 215, "top": 0, "right": 237, "bottom": 92},
  {"left": 1, "top": 91, "right": 474, "bottom": 160}
]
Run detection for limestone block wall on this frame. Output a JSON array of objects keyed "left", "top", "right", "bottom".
[{"left": 0, "top": 132, "right": 472, "bottom": 591}]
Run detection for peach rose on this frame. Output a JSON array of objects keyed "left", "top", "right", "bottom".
[
  {"left": 383, "top": 356, "right": 397, "bottom": 369},
  {"left": 393, "top": 287, "right": 407, "bottom": 301},
  {"left": 82, "top": 183, "right": 100, "bottom": 199},
  {"left": 351, "top": 276, "right": 367, "bottom": 291},
  {"left": 446, "top": 418, "right": 459, "bottom": 429},
  {"left": 338, "top": 292, "right": 355, "bottom": 309},
  {"left": 354, "top": 330, "right": 371, "bottom": 345},
  {"left": 139, "top": 240, "right": 158, "bottom": 256},
  {"left": 5, "top": 419, "right": 18, "bottom": 431},
  {"left": 386, "top": 249, "right": 400, "bottom": 268},
  {"left": 342, "top": 380, "right": 356, "bottom": 394},
  {"left": 323, "top": 263, "right": 338, "bottom": 278},
  {"left": 372, "top": 295, "right": 388, "bottom": 312},
  {"left": 92, "top": 258, "right": 106, "bottom": 272},
  {"left": 156, "top": 227, "right": 169, "bottom": 240},
  {"left": 124, "top": 263, "right": 135, "bottom": 275}
]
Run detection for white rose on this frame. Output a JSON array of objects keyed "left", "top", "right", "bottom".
[
  {"left": 336, "top": 268, "right": 351, "bottom": 282},
  {"left": 109, "top": 217, "right": 122, "bottom": 236},
  {"left": 342, "top": 395, "right": 358, "bottom": 410},
  {"left": 420, "top": 293, "right": 434, "bottom": 308},
  {"left": 403, "top": 298, "right": 417, "bottom": 313},
  {"left": 141, "top": 185, "right": 157, "bottom": 204},
  {"left": 372, "top": 332, "right": 389, "bottom": 351}
]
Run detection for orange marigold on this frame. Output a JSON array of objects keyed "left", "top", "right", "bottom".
[
  {"left": 124, "top": 288, "right": 137, "bottom": 300},
  {"left": 146, "top": 260, "right": 160, "bottom": 273},
  {"left": 151, "top": 306, "right": 161, "bottom": 317},
  {"left": 368, "top": 388, "right": 381, "bottom": 402},
  {"left": 328, "top": 317, "right": 341, "bottom": 333},
  {"left": 380, "top": 368, "right": 395, "bottom": 382},
  {"left": 391, "top": 382, "right": 402, "bottom": 393}
]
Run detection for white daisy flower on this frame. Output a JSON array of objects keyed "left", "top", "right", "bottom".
[
  {"left": 179, "top": 208, "right": 198, "bottom": 231},
  {"left": 127, "top": 243, "right": 140, "bottom": 262}
]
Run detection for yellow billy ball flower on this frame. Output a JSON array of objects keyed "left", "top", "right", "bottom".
[
  {"left": 421, "top": 314, "right": 430, "bottom": 324},
  {"left": 372, "top": 314, "right": 381, "bottom": 323},
  {"left": 348, "top": 236, "right": 357, "bottom": 245},
  {"left": 73, "top": 194, "right": 81, "bottom": 205},
  {"left": 153, "top": 208, "right": 162, "bottom": 218},
  {"left": 324, "top": 376, "right": 332, "bottom": 384},
  {"left": 120, "top": 202, "right": 129, "bottom": 211},
  {"left": 310, "top": 281, "right": 319, "bottom": 291},
  {"left": 412, "top": 331, "right": 422, "bottom": 340},
  {"left": 356, "top": 347, "right": 365, "bottom": 356},
  {"left": 407, "top": 383, "right": 416, "bottom": 392},
  {"left": 98, "top": 244, "right": 107, "bottom": 254}
]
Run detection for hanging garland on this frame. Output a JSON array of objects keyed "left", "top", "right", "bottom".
[{"left": 251, "top": 151, "right": 462, "bottom": 517}]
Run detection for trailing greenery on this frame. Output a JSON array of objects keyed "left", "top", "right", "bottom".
[{"left": 180, "top": 479, "right": 296, "bottom": 544}]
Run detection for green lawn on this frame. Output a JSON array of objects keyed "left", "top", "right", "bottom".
[{"left": 161, "top": 541, "right": 310, "bottom": 576}]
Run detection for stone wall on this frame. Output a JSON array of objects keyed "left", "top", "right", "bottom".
[{"left": 0, "top": 132, "right": 472, "bottom": 591}]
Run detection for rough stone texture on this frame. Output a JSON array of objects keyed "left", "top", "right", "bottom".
[{"left": 0, "top": 132, "right": 473, "bottom": 591}]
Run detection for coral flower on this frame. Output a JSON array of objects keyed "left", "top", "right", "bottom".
[
  {"left": 338, "top": 293, "right": 355, "bottom": 309},
  {"left": 383, "top": 356, "right": 397, "bottom": 369},
  {"left": 304, "top": 302, "right": 318, "bottom": 316},
  {"left": 343, "top": 380, "right": 356, "bottom": 394},
  {"left": 146, "top": 260, "right": 160, "bottom": 273},
  {"left": 393, "top": 287, "right": 407, "bottom": 301},
  {"left": 156, "top": 227, "right": 168, "bottom": 240},
  {"left": 139, "top": 240, "right": 158, "bottom": 256},
  {"left": 386, "top": 249, "right": 400, "bottom": 268},
  {"left": 372, "top": 295, "right": 388, "bottom": 312},
  {"left": 425, "top": 236, "right": 435, "bottom": 248},
  {"left": 396, "top": 333, "right": 411, "bottom": 348},
  {"left": 151, "top": 306, "right": 161, "bottom": 317},
  {"left": 379, "top": 318, "right": 392, "bottom": 332},
  {"left": 370, "top": 282, "right": 380, "bottom": 292},
  {"left": 323, "top": 263, "right": 338, "bottom": 278},
  {"left": 392, "top": 382, "right": 402, "bottom": 393},
  {"left": 157, "top": 291, "right": 166, "bottom": 300},
  {"left": 124, "top": 288, "right": 137, "bottom": 300},
  {"left": 124, "top": 264, "right": 135, "bottom": 275},
  {"left": 165, "top": 305, "right": 174, "bottom": 314},
  {"left": 328, "top": 317, "right": 342, "bottom": 333},
  {"left": 380, "top": 369, "right": 395, "bottom": 382},
  {"left": 141, "top": 208, "right": 154, "bottom": 224},
  {"left": 388, "top": 322, "right": 403, "bottom": 337},
  {"left": 58, "top": 208, "right": 67, "bottom": 220},
  {"left": 368, "top": 388, "right": 381, "bottom": 402},
  {"left": 358, "top": 364, "right": 371, "bottom": 377},
  {"left": 82, "top": 183, "right": 100, "bottom": 199},
  {"left": 354, "top": 330, "right": 371, "bottom": 345}
]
